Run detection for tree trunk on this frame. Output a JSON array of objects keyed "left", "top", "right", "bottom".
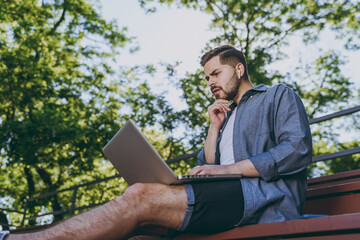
[{"left": 36, "top": 167, "right": 64, "bottom": 222}]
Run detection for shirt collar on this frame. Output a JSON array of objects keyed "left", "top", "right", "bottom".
[
  {"left": 241, "top": 84, "right": 268, "bottom": 100},
  {"left": 249, "top": 84, "right": 268, "bottom": 92}
]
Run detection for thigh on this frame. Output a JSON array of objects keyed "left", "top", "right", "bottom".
[{"left": 186, "top": 180, "right": 244, "bottom": 233}]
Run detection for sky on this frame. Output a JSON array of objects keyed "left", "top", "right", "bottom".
[
  {"left": 99, "top": 0, "right": 217, "bottom": 74},
  {"left": 98, "top": 0, "right": 359, "bottom": 91}
]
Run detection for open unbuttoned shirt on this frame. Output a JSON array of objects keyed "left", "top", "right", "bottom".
[{"left": 197, "top": 84, "right": 313, "bottom": 226}]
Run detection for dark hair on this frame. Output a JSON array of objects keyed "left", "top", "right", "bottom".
[{"left": 200, "top": 45, "right": 249, "bottom": 79}]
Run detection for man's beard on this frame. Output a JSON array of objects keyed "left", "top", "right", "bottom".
[{"left": 214, "top": 72, "right": 241, "bottom": 100}]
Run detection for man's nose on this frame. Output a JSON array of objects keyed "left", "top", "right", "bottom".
[{"left": 208, "top": 77, "right": 216, "bottom": 87}]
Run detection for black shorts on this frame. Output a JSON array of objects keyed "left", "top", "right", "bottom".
[{"left": 178, "top": 180, "right": 244, "bottom": 234}]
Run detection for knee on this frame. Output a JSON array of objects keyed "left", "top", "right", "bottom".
[{"left": 118, "top": 183, "right": 149, "bottom": 207}]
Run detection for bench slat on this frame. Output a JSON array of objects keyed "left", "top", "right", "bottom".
[
  {"left": 174, "top": 212, "right": 360, "bottom": 240},
  {"left": 307, "top": 169, "right": 360, "bottom": 186},
  {"left": 279, "top": 233, "right": 360, "bottom": 240},
  {"left": 304, "top": 194, "right": 360, "bottom": 215},
  {"left": 306, "top": 181, "right": 360, "bottom": 197}
]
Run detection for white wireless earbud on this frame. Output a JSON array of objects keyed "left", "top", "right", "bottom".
[{"left": 238, "top": 70, "right": 241, "bottom": 79}]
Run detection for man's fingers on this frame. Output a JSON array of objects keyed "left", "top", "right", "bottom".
[
  {"left": 209, "top": 102, "right": 230, "bottom": 113},
  {"left": 214, "top": 99, "right": 229, "bottom": 104},
  {"left": 208, "top": 100, "right": 230, "bottom": 109},
  {"left": 219, "top": 103, "right": 230, "bottom": 112},
  {"left": 189, "top": 166, "right": 202, "bottom": 175},
  {"left": 197, "top": 170, "right": 207, "bottom": 175},
  {"left": 189, "top": 166, "right": 215, "bottom": 175},
  {"left": 189, "top": 166, "right": 212, "bottom": 175},
  {"left": 190, "top": 166, "right": 229, "bottom": 175}
]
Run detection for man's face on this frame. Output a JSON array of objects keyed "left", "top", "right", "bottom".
[{"left": 204, "top": 56, "right": 240, "bottom": 101}]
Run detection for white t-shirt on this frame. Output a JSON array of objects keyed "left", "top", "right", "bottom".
[{"left": 219, "top": 108, "right": 236, "bottom": 165}]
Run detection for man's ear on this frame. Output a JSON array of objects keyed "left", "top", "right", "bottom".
[{"left": 236, "top": 63, "right": 244, "bottom": 77}]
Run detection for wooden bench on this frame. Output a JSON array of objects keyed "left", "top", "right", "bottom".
[
  {"left": 174, "top": 169, "right": 360, "bottom": 239},
  {"left": 10, "top": 169, "right": 360, "bottom": 239}
]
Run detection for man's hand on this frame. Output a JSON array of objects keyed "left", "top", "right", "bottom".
[
  {"left": 188, "top": 165, "right": 232, "bottom": 175},
  {"left": 189, "top": 160, "right": 261, "bottom": 177},
  {"left": 208, "top": 99, "right": 231, "bottom": 131}
]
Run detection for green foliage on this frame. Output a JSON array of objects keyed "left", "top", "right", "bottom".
[
  {"left": 170, "top": 157, "right": 198, "bottom": 176},
  {"left": 115, "top": 64, "right": 192, "bottom": 159},
  {"left": 310, "top": 140, "right": 360, "bottom": 178},
  {"left": 327, "top": 141, "right": 360, "bottom": 175},
  {"left": 0, "top": 0, "right": 132, "bottom": 226},
  {"left": 176, "top": 70, "right": 211, "bottom": 147},
  {"left": 288, "top": 51, "right": 353, "bottom": 118}
]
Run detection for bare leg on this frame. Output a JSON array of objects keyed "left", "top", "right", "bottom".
[{"left": 8, "top": 183, "right": 187, "bottom": 240}]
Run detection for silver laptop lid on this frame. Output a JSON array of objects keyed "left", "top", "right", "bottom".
[{"left": 102, "top": 120, "right": 179, "bottom": 185}]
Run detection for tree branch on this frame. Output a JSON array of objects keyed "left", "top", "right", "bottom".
[{"left": 50, "top": 0, "right": 67, "bottom": 34}]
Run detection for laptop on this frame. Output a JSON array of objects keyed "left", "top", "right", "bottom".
[{"left": 102, "top": 120, "right": 242, "bottom": 185}]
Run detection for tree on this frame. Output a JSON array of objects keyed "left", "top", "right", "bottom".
[{"left": 0, "top": 0, "right": 131, "bottom": 226}]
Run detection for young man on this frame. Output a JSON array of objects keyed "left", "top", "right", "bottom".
[{"left": 2, "top": 45, "right": 312, "bottom": 239}]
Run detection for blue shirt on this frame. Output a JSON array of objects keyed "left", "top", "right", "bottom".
[{"left": 197, "top": 84, "right": 313, "bottom": 225}]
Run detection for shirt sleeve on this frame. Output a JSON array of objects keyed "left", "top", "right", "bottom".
[
  {"left": 197, "top": 149, "right": 206, "bottom": 166},
  {"left": 249, "top": 86, "right": 313, "bottom": 182}
]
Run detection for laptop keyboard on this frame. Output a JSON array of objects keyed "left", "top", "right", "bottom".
[
  {"left": 178, "top": 174, "right": 242, "bottom": 180},
  {"left": 179, "top": 174, "right": 222, "bottom": 179}
]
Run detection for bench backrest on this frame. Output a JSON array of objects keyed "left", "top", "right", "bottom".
[{"left": 303, "top": 169, "right": 360, "bottom": 215}]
